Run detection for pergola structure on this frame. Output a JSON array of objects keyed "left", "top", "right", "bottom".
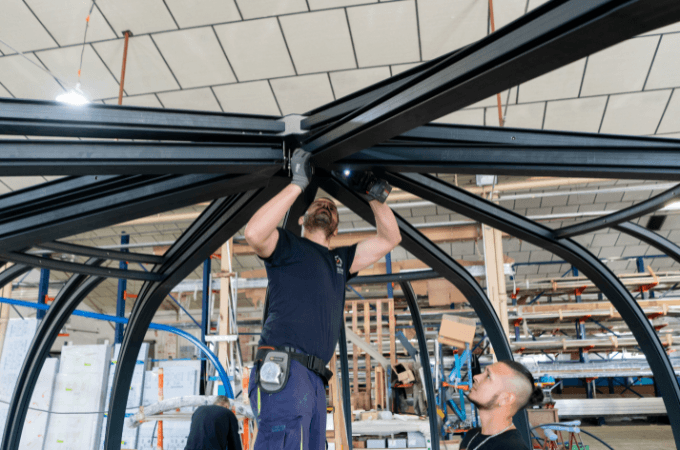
[{"left": 1, "top": 1, "right": 680, "bottom": 449}]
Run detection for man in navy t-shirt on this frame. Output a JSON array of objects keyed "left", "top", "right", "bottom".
[{"left": 244, "top": 149, "right": 401, "bottom": 450}]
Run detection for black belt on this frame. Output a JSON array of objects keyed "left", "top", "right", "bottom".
[{"left": 256, "top": 346, "right": 333, "bottom": 384}]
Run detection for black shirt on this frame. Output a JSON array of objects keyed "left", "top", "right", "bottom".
[
  {"left": 459, "top": 427, "right": 529, "bottom": 450},
  {"left": 259, "top": 228, "right": 357, "bottom": 362},
  {"left": 184, "top": 405, "right": 242, "bottom": 450}
]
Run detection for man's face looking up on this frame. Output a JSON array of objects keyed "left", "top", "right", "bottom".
[{"left": 303, "top": 198, "right": 339, "bottom": 238}]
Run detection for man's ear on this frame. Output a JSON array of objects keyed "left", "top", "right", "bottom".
[
  {"left": 298, "top": 215, "right": 304, "bottom": 226},
  {"left": 498, "top": 391, "right": 515, "bottom": 407}
]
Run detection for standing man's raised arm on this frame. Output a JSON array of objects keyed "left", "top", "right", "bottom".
[
  {"left": 350, "top": 199, "right": 402, "bottom": 274},
  {"left": 244, "top": 149, "right": 311, "bottom": 259}
]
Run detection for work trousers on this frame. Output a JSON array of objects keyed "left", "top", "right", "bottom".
[{"left": 249, "top": 360, "right": 326, "bottom": 450}]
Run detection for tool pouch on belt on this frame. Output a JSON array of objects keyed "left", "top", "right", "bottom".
[{"left": 257, "top": 350, "right": 291, "bottom": 394}]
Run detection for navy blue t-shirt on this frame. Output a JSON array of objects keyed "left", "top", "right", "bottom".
[{"left": 258, "top": 228, "right": 357, "bottom": 362}]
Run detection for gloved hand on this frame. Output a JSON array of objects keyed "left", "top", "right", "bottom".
[
  {"left": 290, "top": 148, "right": 312, "bottom": 191},
  {"left": 361, "top": 177, "right": 392, "bottom": 203}
]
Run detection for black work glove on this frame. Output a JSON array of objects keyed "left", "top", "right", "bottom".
[{"left": 290, "top": 148, "right": 312, "bottom": 191}]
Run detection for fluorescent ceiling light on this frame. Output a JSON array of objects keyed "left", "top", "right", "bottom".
[
  {"left": 56, "top": 84, "right": 89, "bottom": 106},
  {"left": 662, "top": 201, "right": 680, "bottom": 211}
]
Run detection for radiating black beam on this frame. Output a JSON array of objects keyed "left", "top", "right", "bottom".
[
  {"left": 396, "top": 123, "right": 680, "bottom": 148},
  {"left": 1, "top": 261, "right": 105, "bottom": 450},
  {"left": 554, "top": 184, "right": 680, "bottom": 238},
  {"left": 0, "top": 98, "right": 284, "bottom": 141},
  {"left": 0, "top": 140, "right": 283, "bottom": 175},
  {"left": 0, "top": 171, "right": 277, "bottom": 252},
  {"left": 0, "top": 251, "right": 161, "bottom": 281},
  {"left": 303, "top": 0, "right": 680, "bottom": 166},
  {"left": 105, "top": 178, "right": 288, "bottom": 450},
  {"left": 37, "top": 241, "right": 164, "bottom": 264},
  {"left": 0, "top": 264, "right": 31, "bottom": 289},
  {"left": 349, "top": 269, "right": 439, "bottom": 285},
  {"left": 384, "top": 172, "right": 680, "bottom": 447},
  {"left": 614, "top": 222, "right": 680, "bottom": 265},
  {"left": 333, "top": 144, "right": 680, "bottom": 180},
  {"left": 319, "top": 175, "right": 530, "bottom": 446}
]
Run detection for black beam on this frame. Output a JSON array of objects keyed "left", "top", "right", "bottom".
[
  {"left": 37, "top": 241, "right": 163, "bottom": 264},
  {"left": 349, "top": 270, "right": 439, "bottom": 285},
  {"left": 396, "top": 123, "right": 680, "bottom": 148},
  {"left": 105, "top": 178, "right": 288, "bottom": 450},
  {"left": 1, "top": 262, "right": 105, "bottom": 450},
  {"left": 0, "top": 98, "right": 284, "bottom": 141},
  {"left": 303, "top": 0, "right": 680, "bottom": 165},
  {"left": 0, "top": 264, "right": 31, "bottom": 289},
  {"left": 614, "top": 222, "right": 680, "bottom": 265},
  {"left": 319, "top": 175, "right": 530, "bottom": 446},
  {"left": 333, "top": 144, "right": 680, "bottom": 180},
  {"left": 0, "top": 251, "right": 161, "bottom": 281},
  {"left": 0, "top": 140, "right": 283, "bottom": 175},
  {"left": 554, "top": 184, "right": 680, "bottom": 238},
  {"left": 0, "top": 171, "right": 277, "bottom": 252},
  {"left": 384, "top": 172, "right": 680, "bottom": 447}
]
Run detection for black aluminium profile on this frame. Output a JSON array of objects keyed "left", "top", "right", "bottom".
[
  {"left": 0, "top": 264, "right": 31, "bottom": 289},
  {"left": 0, "top": 251, "right": 161, "bottom": 281},
  {"left": 303, "top": 0, "right": 680, "bottom": 166},
  {"left": 0, "top": 140, "right": 283, "bottom": 176},
  {"left": 0, "top": 98, "right": 284, "bottom": 141},
  {"left": 319, "top": 175, "right": 530, "bottom": 447},
  {"left": 554, "top": 184, "right": 680, "bottom": 238},
  {"left": 1, "top": 261, "right": 106, "bottom": 450},
  {"left": 37, "top": 241, "right": 164, "bottom": 264},
  {"left": 332, "top": 144, "right": 680, "bottom": 181},
  {"left": 349, "top": 269, "right": 440, "bottom": 285},
  {"left": 614, "top": 222, "right": 680, "bottom": 265},
  {"left": 384, "top": 172, "right": 680, "bottom": 448},
  {"left": 0, "top": 171, "right": 277, "bottom": 252},
  {"left": 105, "top": 179, "right": 288, "bottom": 450}
]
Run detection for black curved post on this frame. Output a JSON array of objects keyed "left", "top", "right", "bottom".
[
  {"left": 0, "top": 264, "right": 31, "bottom": 290},
  {"left": 384, "top": 172, "right": 680, "bottom": 448},
  {"left": 400, "top": 281, "right": 440, "bottom": 450},
  {"left": 1, "top": 259, "right": 105, "bottom": 450},
  {"left": 614, "top": 222, "right": 680, "bottom": 265},
  {"left": 106, "top": 180, "right": 287, "bottom": 450}
]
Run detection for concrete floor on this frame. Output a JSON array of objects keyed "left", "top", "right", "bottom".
[{"left": 574, "top": 425, "right": 674, "bottom": 450}]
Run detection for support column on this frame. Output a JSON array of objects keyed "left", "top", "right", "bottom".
[
  {"left": 218, "top": 239, "right": 233, "bottom": 387},
  {"left": 201, "top": 258, "right": 210, "bottom": 394},
  {"left": 115, "top": 233, "right": 129, "bottom": 344},
  {"left": 36, "top": 261, "right": 50, "bottom": 321},
  {"left": 482, "top": 225, "right": 509, "bottom": 336},
  {"left": 0, "top": 264, "right": 14, "bottom": 362},
  {"left": 385, "top": 252, "right": 393, "bottom": 299}
]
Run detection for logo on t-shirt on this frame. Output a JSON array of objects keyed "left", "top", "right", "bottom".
[{"left": 335, "top": 255, "right": 344, "bottom": 274}]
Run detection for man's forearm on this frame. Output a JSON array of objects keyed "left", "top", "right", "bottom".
[
  {"left": 370, "top": 200, "right": 401, "bottom": 246},
  {"left": 245, "top": 184, "right": 302, "bottom": 244}
]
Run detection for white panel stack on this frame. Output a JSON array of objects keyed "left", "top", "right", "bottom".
[
  {"left": 98, "top": 343, "right": 149, "bottom": 450},
  {"left": 44, "top": 344, "right": 111, "bottom": 450}
]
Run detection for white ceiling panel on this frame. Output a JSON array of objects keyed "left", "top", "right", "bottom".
[
  {"left": 152, "top": 28, "right": 236, "bottom": 89},
  {"left": 600, "top": 90, "right": 671, "bottom": 136},
  {"left": 270, "top": 73, "right": 334, "bottom": 115},
  {"left": 280, "top": 9, "right": 356, "bottom": 75},
  {"left": 485, "top": 102, "right": 545, "bottom": 129},
  {"left": 644, "top": 34, "right": 680, "bottom": 91},
  {"left": 234, "top": 0, "right": 308, "bottom": 20},
  {"left": 157, "top": 88, "right": 222, "bottom": 112},
  {"left": 26, "top": 0, "right": 115, "bottom": 46},
  {"left": 104, "top": 94, "right": 163, "bottom": 108},
  {"left": 657, "top": 90, "right": 680, "bottom": 135},
  {"left": 214, "top": 19, "right": 295, "bottom": 82},
  {"left": 329, "top": 67, "right": 390, "bottom": 99},
  {"left": 518, "top": 59, "right": 586, "bottom": 103},
  {"left": 657, "top": 132, "right": 680, "bottom": 139},
  {"left": 93, "top": 36, "right": 180, "bottom": 95},
  {"left": 0, "top": 0, "right": 57, "bottom": 53},
  {"left": 641, "top": 22, "right": 680, "bottom": 36},
  {"left": 466, "top": 87, "right": 518, "bottom": 109},
  {"left": 309, "top": 0, "right": 376, "bottom": 9},
  {"left": 0, "top": 182, "right": 13, "bottom": 194},
  {"left": 491, "top": 0, "right": 527, "bottom": 31},
  {"left": 36, "top": 46, "right": 120, "bottom": 100},
  {"left": 95, "top": 0, "right": 177, "bottom": 35},
  {"left": 543, "top": 96, "right": 608, "bottom": 133},
  {"left": 212, "top": 81, "right": 281, "bottom": 116},
  {"left": 391, "top": 62, "right": 420, "bottom": 76},
  {"left": 0, "top": 83, "right": 12, "bottom": 98},
  {"left": 0, "top": 54, "right": 64, "bottom": 100},
  {"left": 164, "top": 0, "right": 241, "bottom": 28},
  {"left": 433, "top": 109, "right": 484, "bottom": 126},
  {"left": 580, "top": 36, "right": 659, "bottom": 97},
  {"left": 347, "top": 1, "right": 419, "bottom": 67},
  {"left": 527, "top": 0, "right": 550, "bottom": 12},
  {"left": 0, "top": 176, "right": 47, "bottom": 191},
  {"left": 418, "top": 0, "right": 486, "bottom": 60}
]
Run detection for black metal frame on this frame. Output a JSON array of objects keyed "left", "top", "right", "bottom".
[{"left": 0, "top": 1, "right": 679, "bottom": 449}]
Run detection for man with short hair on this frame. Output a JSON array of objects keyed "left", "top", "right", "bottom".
[
  {"left": 244, "top": 149, "right": 401, "bottom": 450},
  {"left": 461, "top": 361, "right": 544, "bottom": 450},
  {"left": 184, "top": 396, "right": 242, "bottom": 450}
]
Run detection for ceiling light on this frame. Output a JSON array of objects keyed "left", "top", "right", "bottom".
[
  {"left": 56, "top": 83, "right": 89, "bottom": 106},
  {"left": 662, "top": 201, "right": 680, "bottom": 211}
]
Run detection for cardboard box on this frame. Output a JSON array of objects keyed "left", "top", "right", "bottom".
[
  {"left": 393, "top": 363, "right": 416, "bottom": 383},
  {"left": 438, "top": 315, "right": 476, "bottom": 349},
  {"left": 360, "top": 411, "right": 380, "bottom": 421},
  {"left": 427, "top": 279, "right": 467, "bottom": 306},
  {"left": 353, "top": 441, "right": 367, "bottom": 448}
]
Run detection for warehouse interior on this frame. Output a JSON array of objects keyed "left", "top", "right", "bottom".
[{"left": 1, "top": 0, "right": 680, "bottom": 449}]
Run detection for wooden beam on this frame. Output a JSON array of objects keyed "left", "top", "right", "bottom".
[
  {"left": 218, "top": 239, "right": 233, "bottom": 372},
  {"left": 0, "top": 264, "right": 13, "bottom": 362},
  {"left": 364, "top": 301, "right": 372, "bottom": 411},
  {"left": 352, "top": 305, "right": 359, "bottom": 414},
  {"left": 482, "top": 224, "right": 509, "bottom": 336}
]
